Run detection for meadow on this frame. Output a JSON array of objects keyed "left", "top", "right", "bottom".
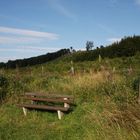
[{"left": 0, "top": 53, "right": 140, "bottom": 140}]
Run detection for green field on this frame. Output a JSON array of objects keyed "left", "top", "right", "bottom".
[{"left": 0, "top": 53, "right": 140, "bottom": 140}]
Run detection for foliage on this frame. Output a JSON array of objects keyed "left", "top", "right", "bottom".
[
  {"left": 132, "top": 77, "right": 140, "bottom": 92},
  {"left": 86, "top": 41, "right": 94, "bottom": 51},
  {"left": 0, "top": 75, "right": 8, "bottom": 102},
  {"left": 73, "top": 35, "right": 140, "bottom": 62},
  {"left": 0, "top": 49, "right": 70, "bottom": 69}
]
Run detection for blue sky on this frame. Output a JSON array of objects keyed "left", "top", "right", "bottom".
[{"left": 0, "top": 0, "right": 140, "bottom": 62}]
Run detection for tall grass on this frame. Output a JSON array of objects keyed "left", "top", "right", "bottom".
[{"left": 0, "top": 55, "right": 140, "bottom": 140}]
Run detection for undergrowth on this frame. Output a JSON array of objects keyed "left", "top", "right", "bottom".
[{"left": 0, "top": 55, "right": 140, "bottom": 140}]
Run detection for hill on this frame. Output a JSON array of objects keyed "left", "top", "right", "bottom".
[
  {"left": 71, "top": 35, "right": 140, "bottom": 62},
  {"left": 0, "top": 48, "right": 70, "bottom": 68},
  {"left": 0, "top": 51, "right": 140, "bottom": 139},
  {"left": 1, "top": 36, "right": 140, "bottom": 69}
]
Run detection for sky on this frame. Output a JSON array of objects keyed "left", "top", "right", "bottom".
[{"left": 0, "top": 0, "right": 140, "bottom": 62}]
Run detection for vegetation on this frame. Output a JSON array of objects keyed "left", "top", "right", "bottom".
[
  {"left": 0, "top": 51, "right": 140, "bottom": 140},
  {"left": 72, "top": 35, "right": 140, "bottom": 62},
  {"left": 0, "top": 35, "right": 140, "bottom": 139},
  {"left": 0, "top": 49, "right": 70, "bottom": 69},
  {"left": 0, "top": 75, "right": 8, "bottom": 103},
  {"left": 1, "top": 35, "right": 140, "bottom": 69},
  {"left": 86, "top": 41, "right": 94, "bottom": 51}
]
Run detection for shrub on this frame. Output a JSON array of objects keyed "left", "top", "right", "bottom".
[
  {"left": 0, "top": 75, "right": 8, "bottom": 102},
  {"left": 133, "top": 77, "right": 140, "bottom": 92}
]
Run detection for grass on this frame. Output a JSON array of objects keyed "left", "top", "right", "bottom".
[{"left": 0, "top": 54, "right": 140, "bottom": 140}]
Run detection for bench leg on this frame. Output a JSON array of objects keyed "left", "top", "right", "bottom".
[
  {"left": 57, "top": 110, "right": 63, "bottom": 120},
  {"left": 23, "top": 107, "right": 27, "bottom": 116},
  {"left": 64, "top": 98, "right": 70, "bottom": 108},
  {"left": 31, "top": 95, "right": 35, "bottom": 104}
]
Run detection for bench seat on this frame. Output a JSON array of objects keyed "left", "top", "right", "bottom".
[
  {"left": 17, "top": 104, "right": 69, "bottom": 112},
  {"left": 25, "top": 92, "right": 74, "bottom": 99},
  {"left": 24, "top": 97, "right": 73, "bottom": 104}
]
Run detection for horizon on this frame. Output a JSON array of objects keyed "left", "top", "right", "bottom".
[{"left": 0, "top": 0, "right": 140, "bottom": 62}]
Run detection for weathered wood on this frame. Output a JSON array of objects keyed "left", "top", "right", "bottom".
[
  {"left": 24, "top": 97, "right": 73, "bottom": 104},
  {"left": 18, "top": 92, "right": 75, "bottom": 119},
  {"left": 17, "top": 104, "right": 69, "bottom": 112},
  {"left": 25, "top": 92, "right": 74, "bottom": 99}
]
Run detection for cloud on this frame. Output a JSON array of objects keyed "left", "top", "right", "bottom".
[
  {"left": 135, "top": 0, "right": 140, "bottom": 5},
  {"left": 109, "top": 0, "right": 118, "bottom": 4},
  {"left": 0, "top": 46, "right": 61, "bottom": 62},
  {"left": 0, "top": 56, "right": 19, "bottom": 62},
  {"left": 0, "top": 36, "right": 42, "bottom": 44},
  {"left": 97, "top": 24, "right": 116, "bottom": 35},
  {"left": 0, "top": 46, "right": 61, "bottom": 53},
  {"left": 0, "top": 26, "right": 59, "bottom": 40},
  {"left": 0, "top": 26, "right": 61, "bottom": 62},
  {"left": 107, "top": 37, "right": 121, "bottom": 43},
  {"left": 0, "top": 26, "right": 59, "bottom": 44},
  {"left": 48, "top": 0, "right": 76, "bottom": 20}
]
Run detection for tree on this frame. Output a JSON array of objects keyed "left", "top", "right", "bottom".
[
  {"left": 100, "top": 45, "right": 104, "bottom": 49},
  {"left": 70, "top": 46, "right": 76, "bottom": 53},
  {"left": 86, "top": 41, "right": 94, "bottom": 51}
]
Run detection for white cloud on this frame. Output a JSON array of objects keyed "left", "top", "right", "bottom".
[
  {"left": 0, "top": 46, "right": 61, "bottom": 53},
  {"left": 97, "top": 24, "right": 116, "bottom": 35},
  {"left": 0, "top": 46, "right": 62, "bottom": 62},
  {"left": 0, "top": 26, "right": 59, "bottom": 45},
  {"left": 48, "top": 0, "right": 76, "bottom": 20},
  {"left": 0, "top": 36, "right": 42, "bottom": 44},
  {"left": 135, "top": 0, "right": 140, "bottom": 5},
  {"left": 107, "top": 37, "right": 121, "bottom": 43},
  {"left": 109, "top": 0, "right": 118, "bottom": 5},
  {"left": 0, "top": 26, "right": 60, "bottom": 62},
  {"left": 19, "top": 46, "right": 61, "bottom": 52},
  {"left": 0, "top": 56, "right": 18, "bottom": 62},
  {"left": 0, "top": 26, "right": 59, "bottom": 40}
]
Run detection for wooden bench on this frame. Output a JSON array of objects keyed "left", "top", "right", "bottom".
[{"left": 17, "top": 92, "right": 74, "bottom": 120}]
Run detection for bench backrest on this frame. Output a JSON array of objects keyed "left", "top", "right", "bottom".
[{"left": 25, "top": 92, "right": 74, "bottom": 99}]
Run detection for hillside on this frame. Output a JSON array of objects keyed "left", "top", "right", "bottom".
[
  {"left": 0, "top": 49, "right": 70, "bottom": 68},
  {"left": 0, "top": 52, "right": 140, "bottom": 140},
  {"left": 71, "top": 36, "right": 140, "bottom": 62},
  {"left": 0, "top": 36, "right": 140, "bottom": 69}
]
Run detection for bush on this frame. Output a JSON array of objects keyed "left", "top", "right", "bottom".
[
  {"left": 133, "top": 77, "right": 140, "bottom": 92},
  {"left": 0, "top": 75, "right": 8, "bottom": 102}
]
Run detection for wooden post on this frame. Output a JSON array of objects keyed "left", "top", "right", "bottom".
[
  {"left": 71, "top": 66, "right": 75, "bottom": 75},
  {"left": 41, "top": 66, "right": 44, "bottom": 76},
  {"left": 113, "top": 67, "right": 116, "bottom": 73},
  {"left": 99, "top": 54, "right": 101, "bottom": 63},
  {"left": 57, "top": 110, "right": 63, "bottom": 120},
  {"left": 23, "top": 107, "right": 27, "bottom": 116},
  {"left": 71, "top": 61, "right": 75, "bottom": 75}
]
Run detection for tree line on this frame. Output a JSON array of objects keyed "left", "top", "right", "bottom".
[
  {"left": 0, "top": 35, "right": 140, "bottom": 68},
  {"left": 73, "top": 35, "right": 140, "bottom": 61},
  {"left": 0, "top": 49, "right": 70, "bottom": 69}
]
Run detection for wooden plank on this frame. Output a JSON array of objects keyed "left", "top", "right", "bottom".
[
  {"left": 24, "top": 97, "right": 73, "bottom": 104},
  {"left": 17, "top": 104, "right": 69, "bottom": 112},
  {"left": 24, "top": 92, "right": 74, "bottom": 99}
]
